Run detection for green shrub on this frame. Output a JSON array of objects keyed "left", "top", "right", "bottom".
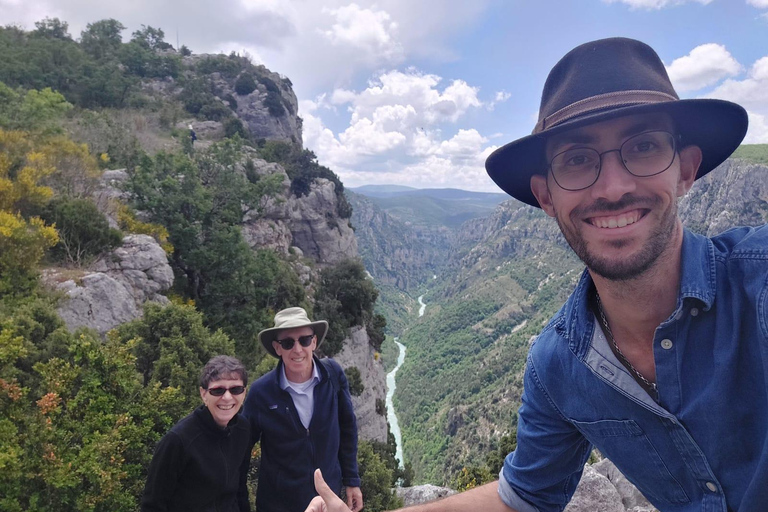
[
  {"left": 41, "top": 197, "right": 122, "bottom": 266},
  {"left": 224, "top": 118, "right": 248, "bottom": 139},
  {"left": 314, "top": 259, "right": 378, "bottom": 356},
  {"left": 196, "top": 55, "right": 242, "bottom": 78},
  {"left": 234, "top": 73, "right": 257, "bottom": 95},
  {"left": 198, "top": 101, "right": 231, "bottom": 122},
  {"left": 263, "top": 91, "right": 285, "bottom": 117},
  {"left": 356, "top": 441, "right": 403, "bottom": 512},
  {"left": 344, "top": 366, "right": 364, "bottom": 396}
]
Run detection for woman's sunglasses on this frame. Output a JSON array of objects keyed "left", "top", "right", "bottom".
[
  {"left": 275, "top": 334, "right": 315, "bottom": 350},
  {"left": 206, "top": 385, "right": 246, "bottom": 396}
]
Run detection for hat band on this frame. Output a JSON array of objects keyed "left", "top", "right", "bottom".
[{"left": 534, "top": 90, "right": 678, "bottom": 134}]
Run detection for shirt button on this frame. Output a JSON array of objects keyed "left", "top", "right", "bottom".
[
  {"left": 706, "top": 481, "right": 717, "bottom": 492},
  {"left": 690, "top": 308, "right": 699, "bottom": 316},
  {"left": 661, "top": 339, "right": 674, "bottom": 350}
]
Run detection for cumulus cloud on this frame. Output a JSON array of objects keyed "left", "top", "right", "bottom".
[
  {"left": 322, "top": 3, "right": 402, "bottom": 62},
  {"left": 602, "top": 0, "right": 713, "bottom": 9},
  {"left": 666, "top": 43, "right": 742, "bottom": 92},
  {"left": 301, "top": 69, "right": 499, "bottom": 190},
  {"left": 696, "top": 55, "right": 768, "bottom": 143}
]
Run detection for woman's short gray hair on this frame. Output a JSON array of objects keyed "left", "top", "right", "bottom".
[{"left": 199, "top": 355, "right": 248, "bottom": 389}]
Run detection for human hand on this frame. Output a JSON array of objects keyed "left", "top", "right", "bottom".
[
  {"left": 345, "top": 486, "right": 363, "bottom": 512},
  {"left": 304, "top": 469, "right": 352, "bottom": 512}
]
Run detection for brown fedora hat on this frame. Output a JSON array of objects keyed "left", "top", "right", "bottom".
[
  {"left": 258, "top": 307, "right": 329, "bottom": 358},
  {"left": 485, "top": 37, "right": 748, "bottom": 208}
]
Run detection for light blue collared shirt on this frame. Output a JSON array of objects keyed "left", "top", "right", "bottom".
[{"left": 279, "top": 362, "right": 320, "bottom": 429}]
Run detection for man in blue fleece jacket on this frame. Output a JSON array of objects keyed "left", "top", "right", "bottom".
[{"left": 242, "top": 307, "right": 362, "bottom": 512}]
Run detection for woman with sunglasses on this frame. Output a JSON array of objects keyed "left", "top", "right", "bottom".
[{"left": 141, "top": 355, "right": 252, "bottom": 512}]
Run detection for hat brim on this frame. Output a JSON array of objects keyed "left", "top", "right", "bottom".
[
  {"left": 485, "top": 99, "right": 748, "bottom": 208},
  {"left": 259, "top": 320, "right": 329, "bottom": 358}
]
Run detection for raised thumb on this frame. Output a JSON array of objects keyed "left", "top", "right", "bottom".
[{"left": 314, "top": 468, "right": 334, "bottom": 499}]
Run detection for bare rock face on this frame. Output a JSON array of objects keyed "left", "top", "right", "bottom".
[
  {"left": 243, "top": 174, "right": 358, "bottom": 265},
  {"left": 45, "top": 235, "right": 173, "bottom": 334},
  {"left": 565, "top": 465, "right": 626, "bottom": 512},
  {"left": 679, "top": 160, "right": 768, "bottom": 235},
  {"left": 395, "top": 485, "right": 455, "bottom": 506},
  {"left": 331, "top": 326, "right": 388, "bottom": 443},
  {"left": 592, "top": 459, "right": 656, "bottom": 511}
]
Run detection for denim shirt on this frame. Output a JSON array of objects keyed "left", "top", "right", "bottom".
[{"left": 499, "top": 226, "right": 768, "bottom": 512}]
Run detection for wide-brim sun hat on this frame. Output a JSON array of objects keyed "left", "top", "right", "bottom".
[
  {"left": 485, "top": 37, "right": 748, "bottom": 208},
  {"left": 258, "top": 307, "right": 329, "bottom": 358}
]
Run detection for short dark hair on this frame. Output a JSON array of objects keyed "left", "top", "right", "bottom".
[{"left": 199, "top": 355, "right": 248, "bottom": 389}]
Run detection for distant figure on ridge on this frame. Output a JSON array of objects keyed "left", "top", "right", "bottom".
[
  {"left": 188, "top": 124, "right": 197, "bottom": 144},
  {"left": 305, "top": 37, "right": 767, "bottom": 512},
  {"left": 243, "top": 307, "right": 363, "bottom": 512}
]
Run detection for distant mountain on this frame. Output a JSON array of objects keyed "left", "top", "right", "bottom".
[
  {"left": 350, "top": 184, "right": 418, "bottom": 196},
  {"left": 350, "top": 185, "right": 509, "bottom": 230}
]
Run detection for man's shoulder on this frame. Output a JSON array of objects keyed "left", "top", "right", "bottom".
[
  {"left": 710, "top": 224, "right": 768, "bottom": 257},
  {"left": 249, "top": 368, "right": 280, "bottom": 394}
]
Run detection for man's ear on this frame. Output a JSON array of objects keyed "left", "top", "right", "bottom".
[
  {"left": 676, "top": 145, "right": 702, "bottom": 197},
  {"left": 272, "top": 341, "right": 282, "bottom": 356},
  {"left": 530, "top": 174, "right": 555, "bottom": 217}
]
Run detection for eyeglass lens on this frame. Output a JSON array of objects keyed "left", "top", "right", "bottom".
[
  {"left": 550, "top": 131, "right": 676, "bottom": 191},
  {"left": 276, "top": 334, "right": 315, "bottom": 350},
  {"left": 207, "top": 385, "right": 246, "bottom": 396}
]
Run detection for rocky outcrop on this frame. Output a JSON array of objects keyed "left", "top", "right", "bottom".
[
  {"left": 332, "top": 326, "right": 388, "bottom": 443},
  {"left": 395, "top": 484, "right": 455, "bottom": 506},
  {"left": 679, "top": 159, "right": 768, "bottom": 235},
  {"left": 179, "top": 55, "right": 302, "bottom": 144},
  {"left": 394, "top": 460, "right": 655, "bottom": 512},
  {"left": 243, "top": 174, "right": 358, "bottom": 265},
  {"left": 44, "top": 235, "right": 173, "bottom": 334}
]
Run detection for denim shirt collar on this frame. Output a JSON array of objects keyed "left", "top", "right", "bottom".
[{"left": 557, "top": 228, "right": 715, "bottom": 360}]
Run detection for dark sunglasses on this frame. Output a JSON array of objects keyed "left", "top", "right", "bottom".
[
  {"left": 206, "top": 385, "right": 246, "bottom": 397},
  {"left": 275, "top": 334, "right": 315, "bottom": 350}
]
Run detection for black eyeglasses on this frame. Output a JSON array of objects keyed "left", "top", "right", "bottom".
[
  {"left": 275, "top": 334, "right": 315, "bottom": 350},
  {"left": 206, "top": 385, "right": 246, "bottom": 396},
  {"left": 549, "top": 130, "right": 678, "bottom": 191}
]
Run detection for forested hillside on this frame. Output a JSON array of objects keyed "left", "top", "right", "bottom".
[{"left": 0, "top": 18, "right": 402, "bottom": 512}]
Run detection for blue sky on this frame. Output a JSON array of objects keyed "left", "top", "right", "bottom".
[{"left": 1, "top": 0, "right": 767, "bottom": 191}]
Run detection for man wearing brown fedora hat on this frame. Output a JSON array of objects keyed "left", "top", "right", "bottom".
[
  {"left": 241, "top": 307, "right": 363, "bottom": 512},
  {"left": 305, "top": 37, "right": 767, "bottom": 512}
]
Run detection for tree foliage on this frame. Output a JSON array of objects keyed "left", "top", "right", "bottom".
[
  {"left": 41, "top": 197, "right": 122, "bottom": 266},
  {"left": 258, "top": 140, "right": 353, "bottom": 218},
  {"left": 125, "top": 140, "right": 299, "bottom": 368},
  {"left": 314, "top": 259, "right": 378, "bottom": 356}
]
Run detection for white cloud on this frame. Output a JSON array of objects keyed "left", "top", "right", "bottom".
[
  {"left": 743, "top": 111, "right": 768, "bottom": 144},
  {"left": 747, "top": 0, "right": 768, "bottom": 8},
  {"left": 699, "top": 56, "right": 768, "bottom": 143},
  {"left": 602, "top": 0, "right": 713, "bottom": 9},
  {"left": 322, "top": 3, "right": 402, "bottom": 62},
  {"left": 666, "top": 43, "right": 742, "bottom": 92},
  {"left": 301, "top": 68, "right": 500, "bottom": 191}
]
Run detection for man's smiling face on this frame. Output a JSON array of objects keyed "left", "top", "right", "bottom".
[{"left": 530, "top": 112, "right": 701, "bottom": 281}]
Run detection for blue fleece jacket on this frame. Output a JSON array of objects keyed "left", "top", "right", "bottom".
[{"left": 242, "top": 356, "right": 360, "bottom": 512}]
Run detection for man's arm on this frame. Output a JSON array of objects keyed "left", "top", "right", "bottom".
[
  {"left": 335, "top": 360, "right": 361, "bottom": 488},
  {"left": 305, "top": 470, "right": 517, "bottom": 512}
]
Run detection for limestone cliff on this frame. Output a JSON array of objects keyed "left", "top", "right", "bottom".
[
  {"left": 332, "top": 326, "right": 389, "bottom": 443},
  {"left": 43, "top": 234, "right": 174, "bottom": 335},
  {"left": 349, "top": 191, "right": 448, "bottom": 291}
]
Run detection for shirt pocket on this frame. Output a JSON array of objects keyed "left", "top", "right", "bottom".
[{"left": 571, "top": 418, "right": 690, "bottom": 505}]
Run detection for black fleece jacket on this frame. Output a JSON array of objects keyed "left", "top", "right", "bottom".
[{"left": 141, "top": 405, "right": 252, "bottom": 512}]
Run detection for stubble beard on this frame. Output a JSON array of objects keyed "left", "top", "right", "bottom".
[{"left": 554, "top": 194, "right": 679, "bottom": 282}]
